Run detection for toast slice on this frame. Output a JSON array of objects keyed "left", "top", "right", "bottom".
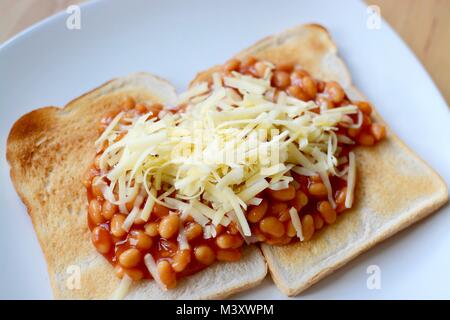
[
  {"left": 6, "top": 73, "right": 267, "bottom": 299},
  {"left": 191, "top": 24, "right": 449, "bottom": 296}
]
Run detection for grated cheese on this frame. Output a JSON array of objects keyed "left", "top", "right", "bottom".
[
  {"left": 95, "top": 65, "right": 359, "bottom": 238},
  {"left": 345, "top": 151, "right": 356, "bottom": 208},
  {"left": 288, "top": 207, "right": 304, "bottom": 241},
  {"left": 110, "top": 274, "right": 132, "bottom": 300}
]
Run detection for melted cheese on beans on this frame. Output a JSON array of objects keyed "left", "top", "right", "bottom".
[{"left": 95, "top": 62, "right": 359, "bottom": 238}]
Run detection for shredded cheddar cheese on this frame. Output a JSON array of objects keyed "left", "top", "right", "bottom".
[{"left": 95, "top": 63, "right": 361, "bottom": 239}]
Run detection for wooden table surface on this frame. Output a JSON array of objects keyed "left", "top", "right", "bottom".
[{"left": 1, "top": 0, "right": 449, "bottom": 105}]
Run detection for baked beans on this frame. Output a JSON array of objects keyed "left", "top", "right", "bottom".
[
  {"left": 172, "top": 250, "right": 191, "bottom": 272},
  {"left": 88, "top": 199, "right": 104, "bottom": 225},
  {"left": 158, "top": 214, "right": 180, "bottom": 239},
  {"left": 144, "top": 222, "right": 159, "bottom": 237},
  {"left": 92, "top": 226, "right": 112, "bottom": 254},
  {"left": 247, "top": 199, "right": 268, "bottom": 223},
  {"left": 157, "top": 260, "right": 177, "bottom": 289},
  {"left": 260, "top": 217, "right": 285, "bottom": 238},
  {"left": 325, "top": 81, "right": 345, "bottom": 104},
  {"left": 86, "top": 56, "right": 385, "bottom": 289},
  {"left": 111, "top": 214, "right": 126, "bottom": 238},
  {"left": 185, "top": 222, "right": 203, "bottom": 241},
  {"left": 317, "top": 201, "right": 337, "bottom": 224},
  {"left": 119, "top": 248, "right": 142, "bottom": 268},
  {"left": 272, "top": 71, "right": 291, "bottom": 89},
  {"left": 102, "top": 200, "right": 117, "bottom": 220}
]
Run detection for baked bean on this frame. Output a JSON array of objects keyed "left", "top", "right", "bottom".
[
  {"left": 356, "top": 101, "right": 372, "bottom": 115},
  {"left": 347, "top": 127, "right": 361, "bottom": 138},
  {"left": 325, "top": 81, "right": 345, "bottom": 103},
  {"left": 313, "top": 213, "right": 324, "bottom": 230},
  {"left": 253, "top": 226, "right": 267, "bottom": 242},
  {"left": 278, "top": 209, "right": 290, "bottom": 222},
  {"left": 111, "top": 214, "right": 127, "bottom": 238},
  {"left": 223, "top": 59, "right": 241, "bottom": 72},
  {"left": 371, "top": 123, "right": 386, "bottom": 141},
  {"left": 308, "top": 182, "right": 328, "bottom": 197},
  {"left": 133, "top": 216, "right": 147, "bottom": 225},
  {"left": 362, "top": 114, "right": 372, "bottom": 127},
  {"left": 301, "top": 214, "right": 315, "bottom": 241},
  {"left": 287, "top": 85, "right": 309, "bottom": 101},
  {"left": 172, "top": 250, "right": 191, "bottom": 272},
  {"left": 268, "top": 185, "right": 296, "bottom": 201},
  {"left": 271, "top": 71, "right": 291, "bottom": 89},
  {"left": 157, "top": 260, "right": 177, "bottom": 289},
  {"left": 185, "top": 222, "right": 203, "bottom": 241},
  {"left": 152, "top": 203, "right": 169, "bottom": 218},
  {"left": 194, "top": 245, "right": 215, "bottom": 265},
  {"left": 227, "top": 223, "right": 239, "bottom": 235},
  {"left": 102, "top": 200, "right": 117, "bottom": 220},
  {"left": 358, "top": 132, "right": 375, "bottom": 146},
  {"left": 266, "top": 235, "right": 292, "bottom": 245},
  {"left": 247, "top": 199, "right": 268, "bottom": 223},
  {"left": 232, "top": 236, "right": 244, "bottom": 248},
  {"left": 130, "top": 230, "right": 153, "bottom": 250},
  {"left": 259, "top": 217, "right": 285, "bottom": 238},
  {"left": 240, "top": 56, "right": 257, "bottom": 69},
  {"left": 290, "top": 70, "right": 310, "bottom": 86},
  {"left": 286, "top": 221, "right": 296, "bottom": 237},
  {"left": 335, "top": 187, "right": 347, "bottom": 206},
  {"left": 119, "top": 248, "right": 141, "bottom": 268},
  {"left": 158, "top": 214, "right": 180, "bottom": 239},
  {"left": 216, "top": 234, "right": 234, "bottom": 249},
  {"left": 254, "top": 62, "right": 268, "bottom": 78},
  {"left": 216, "top": 234, "right": 243, "bottom": 249},
  {"left": 291, "top": 190, "right": 308, "bottom": 211},
  {"left": 317, "top": 80, "right": 326, "bottom": 92},
  {"left": 301, "top": 76, "right": 317, "bottom": 100},
  {"left": 215, "top": 224, "right": 224, "bottom": 236},
  {"left": 92, "top": 226, "right": 112, "bottom": 254},
  {"left": 316, "top": 95, "right": 334, "bottom": 109},
  {"left": 216, "top": 249, "right": 241, "bottom": 262},
  {"left": 88, "top": 199, "right": 104, "bottom": 225},
  {"left": 317, "top": 201, "right": 337, "bottom": 224},
  {"left": 135, "top": 103, "right": 148, "bottom": 113},
  {"left": 122, "top": 97, "right": 135, "bottom": 110},
  {"left": 270, "top": 202, "right": 288, "bottom": 215},
  {"left": 91, "top": 176, "right": 103, "bottom": 198},
  {"left": 149, "top": 103, "right": 164, "bottom": 117},
  {"left": 115, "top": 265, "right": 144, "bottom": 281},
  {"left": 144, "top": 222, "right": 159, "bottom": 237}
]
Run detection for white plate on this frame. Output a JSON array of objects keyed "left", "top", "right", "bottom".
[{"left": 0, "top": 0, "right": 449, "bottom": 300}]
